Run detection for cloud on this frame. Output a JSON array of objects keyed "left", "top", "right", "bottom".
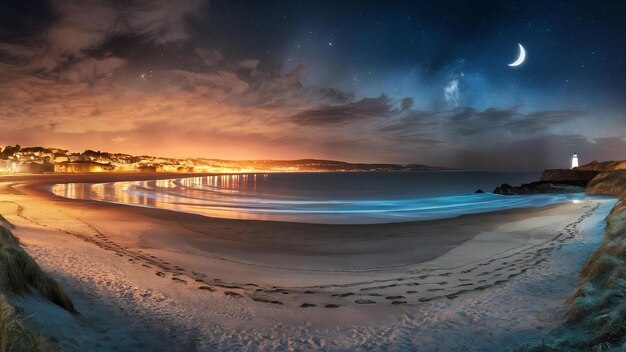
[
  {"left": 507, "top": 109, "right": 586, "bottom": 133},
  {"left": 237, "top": 59, "right": 260, "bottom": 70},
  {"left": 120, "top": 0, "right": 206, "bottom": 45},
  {"left": 58, "top": 57, "right": 127, "bottom": 83},
  {"left": 291, "top": 95, "right": 403, "bottom": 125},
  {"left": 443, "top": 107, "right": 584, "bottom": 136},
  {"left": 0, "top": 0, "right": 207, "bottom": 75},
  {"left": 316, "top": 88, "right": 354, "bottom": 105},
  {"left": 444, "top": 78, "right": 460, "bottom": 108},
  {"left": 196, "top": 48, "right": 223, "bottom": 67}
]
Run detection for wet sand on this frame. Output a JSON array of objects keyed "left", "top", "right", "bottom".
[{"left": 0, "top": 173, "right": 612, "bottom": 351}]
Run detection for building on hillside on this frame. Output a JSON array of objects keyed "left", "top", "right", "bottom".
[{"left": 54, "top": 161, "right": 114, "bottom": 173}]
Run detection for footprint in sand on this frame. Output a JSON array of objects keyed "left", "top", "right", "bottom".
[
  {"left": 198, "top": 286, "right": 215, "bottom": 291},
  {"left": 391, "top": 301, "right": 407, "bottom": 305},
  {"left": 385, "top": 296, "right": 405, "bottom": 300},
  {"left": 355, "top": 299, "right": 376, "bottom": 304},
  {"left": 171, "top": 277, "right": 187, "bottom": 284},
  {"left": 252, "top": 298, "right": 284, "bottom": 305},
  {"left": 224, "top": 291, "right": 242, "bottom": 298},
  {"left": 455, "top": 283, "right": 473, "bottom": 288},
  {"left": 215, "top": 284, "right": 243, "bottom": 289},
  {"left": 300, "top": 303, "right": 316, "bottom": 308},
  {"left": 324, "top": 304, "right": 340, "bottom": 308},
  {"left": 155, "top": 271, "right": 165, "bottom": 278},
  {"left": 331, "top": 292, "right": 354, "bottom": 297}
]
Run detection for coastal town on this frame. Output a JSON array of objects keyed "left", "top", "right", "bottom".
[{"left": 0, "top": 145, "right": 439, "bottom": 174}]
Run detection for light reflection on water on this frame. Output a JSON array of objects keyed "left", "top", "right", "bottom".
[{"left": 50, "top": 173, "right": 584, "bottom": 224}]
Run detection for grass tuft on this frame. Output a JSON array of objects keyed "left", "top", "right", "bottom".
[
  {"left": 0, "top": 295, "right": 45, "bottom": 352},
  {"left": 0, "top": 228, "right": 75, "bottom": 313}
]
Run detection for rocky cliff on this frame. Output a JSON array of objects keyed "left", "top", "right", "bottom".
[
  {"left": 537, "top": 160, "right": 626, "bottom": 186},
  {"left": 575, "top": 160, "right": 626, "bottom": 172},
  {"left": 540, "top": 169, "right": 599, "bottom": 183}
]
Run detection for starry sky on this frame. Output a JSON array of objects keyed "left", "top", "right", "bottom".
[{"left": 0, "top": 0, "right": 624, "bottom": 170}]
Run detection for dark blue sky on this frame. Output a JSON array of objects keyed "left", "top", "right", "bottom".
[
  {"left": 228, "top": 1, "right": 623, "bottom": 105},
  {"left": 0, "top": 0, "right": 624, "bottom": 169}
]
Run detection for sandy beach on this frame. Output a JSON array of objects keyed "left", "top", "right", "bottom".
[{"left": 0, "top": 173, "right": 616, "bottom": 351}]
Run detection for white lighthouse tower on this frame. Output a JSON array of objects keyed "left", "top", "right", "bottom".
[{"left": 571, "top": 153, "right": 579, "bottom": 169}]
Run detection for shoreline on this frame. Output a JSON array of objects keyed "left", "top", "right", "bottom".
[
  {"left": 0, "top": 173, "right": 616, "bottom": 350},
  {"left": 17, "top": 171, "right": 563, "bottom": 226}
]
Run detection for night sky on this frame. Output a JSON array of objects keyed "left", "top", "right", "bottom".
[{"left": 0, "top": 0, "right": 624, "bottom": 170}]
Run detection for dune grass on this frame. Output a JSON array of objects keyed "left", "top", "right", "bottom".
[
  {"left": 518, "top": 171, "right": 626, "bottom": 352},
  {"left": 0, "top": 225, "right": 75, "bottom": 313},
  {"left": 0, "top": 219, "right": 74, "bottom": 351},
  {"left": 0, "top": 294, "right": 45, "bottom": 352}
]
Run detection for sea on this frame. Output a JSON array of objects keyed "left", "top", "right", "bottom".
[{"left": 50, "top": 171, "right": 585, "bottom": 224}]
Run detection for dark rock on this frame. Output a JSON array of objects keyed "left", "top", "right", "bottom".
[
  {"left": 493, "top": 181, "right": 585, "bottom": 195},
  {"left": 475, "top": 189, "right": 485, "bottom": 193}
]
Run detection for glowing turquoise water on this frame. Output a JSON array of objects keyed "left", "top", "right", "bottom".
[{"left": 51, "top": 172, "right": 584, "bottom": 224}]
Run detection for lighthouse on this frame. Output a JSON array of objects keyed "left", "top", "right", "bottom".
[{"left": 571, "top": 153, "right": 579, "bottom": 169}]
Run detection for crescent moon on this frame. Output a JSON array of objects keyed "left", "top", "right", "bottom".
[{"left": 508, "top": 43, "right": 526, "bottom": 67}]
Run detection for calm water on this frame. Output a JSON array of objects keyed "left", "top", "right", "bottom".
[{"left": 50, "top": 172, "right": 584, "bottom": 224}]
